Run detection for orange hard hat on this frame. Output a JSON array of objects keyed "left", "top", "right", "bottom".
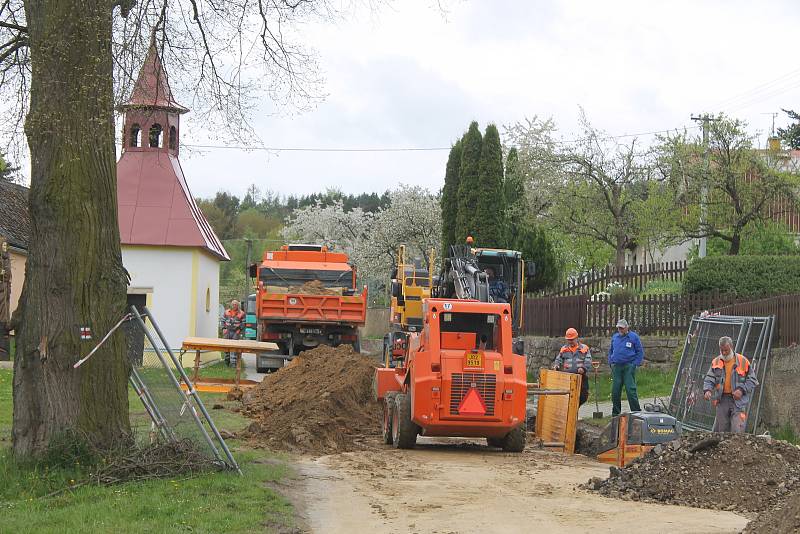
[{"left": 565, "top": 328, "right": 579, "bottom": 340}]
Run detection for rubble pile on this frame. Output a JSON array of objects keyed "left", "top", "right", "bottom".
[{"left": 585, "top": 432, "right": 800, "bottom": 513}]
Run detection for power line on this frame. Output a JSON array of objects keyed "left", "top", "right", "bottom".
[
  {"left": 184, "top": 144, "right": 451, "bottom": 152},
  {"left": 183, "top": 125, "right": 699, "bottom": 154}
]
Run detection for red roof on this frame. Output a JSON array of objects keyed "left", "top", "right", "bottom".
[
  {"left": 122, "top": 41, "right": 188, "bottom": 113},
  {"left": 117, "top": 151, "right": 229, "bottom": 260}
]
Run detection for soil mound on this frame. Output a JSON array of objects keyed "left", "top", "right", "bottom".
[
  {"left": 585, "top": 431, "right": 800, "bottom": 513},
  {"left": 240, "top": 344, "right": 381, "bottom": 454},
  {"left": 744, "top": 489, "right": 800, "bottom": 533}
]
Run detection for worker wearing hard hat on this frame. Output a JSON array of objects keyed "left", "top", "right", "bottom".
[
  {"left": 703, "top": 336, "right": 759, "bottom": 433},
  {"left": 552, "top": 328, "right": 592, "bottom": 405}
]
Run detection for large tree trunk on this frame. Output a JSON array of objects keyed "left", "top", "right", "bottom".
[{"left": 12, "top": 0, "right": 130, "bottom": 457}]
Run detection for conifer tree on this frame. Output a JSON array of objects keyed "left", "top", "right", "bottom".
[
  {"left": 473, "top": 123, "right": 505, "bottom": 246},
  {"left": 456, "top": 121, "right": 483, "bottom": 243},
  {"left": 441, "top": 138, "right": 463, "bottom": 256},
  {"left": 504, "top": 147, "right": 526, "bottom": 246}
]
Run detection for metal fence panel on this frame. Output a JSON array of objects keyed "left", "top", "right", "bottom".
[
  {"left": 668, "top": 314, "right": 774, "bottom": 434},
  {"left": 127, "top": 305, "right": 240, "bottom": 473}
]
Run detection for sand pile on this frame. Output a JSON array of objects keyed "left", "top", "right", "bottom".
[
  {"left": 239, "top": 344, "right": 381, "bottom": 454},
  {"left": 585, "top": 432, "right": 800, "bottom": 513}
]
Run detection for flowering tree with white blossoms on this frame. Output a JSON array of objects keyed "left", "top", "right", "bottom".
[{"left": 283, "top": 185, "right": 442, "bottom": 281}]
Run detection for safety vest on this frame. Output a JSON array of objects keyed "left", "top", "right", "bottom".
[
  {"left": 557, "top": 343, "right": 591, "bottom": 373},
  {"left": 710, "top": 353, "right": 750, "bottom": 398}
]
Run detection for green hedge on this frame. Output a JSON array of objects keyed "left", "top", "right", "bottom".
[{"left": 684, "top": 255, "right": 800, "bottom": 297}]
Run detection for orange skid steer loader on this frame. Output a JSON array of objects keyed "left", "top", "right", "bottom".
[{"left": 374, "top": 298, "right": 527, "bottom": 451}]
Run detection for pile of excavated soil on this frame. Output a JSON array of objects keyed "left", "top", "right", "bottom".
[
  {"left": 585, "top": 432, "right": 800, "bottom": 513},
  {"left": 239, "top": 344, "right": 381, "bottom": 454},
  {"left": 744, "top": 489, "right": 800, "bottom": 533},
  {"left": 288, "top": 280, "right": 339, "bottom": 295}
]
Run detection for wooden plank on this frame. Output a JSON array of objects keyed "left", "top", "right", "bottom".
[
  {"left": 182, "top": 336, "right": 278, "bottom": 352},
  {"left": 535, "top": 369, "right": 579, "bottom": 454}
]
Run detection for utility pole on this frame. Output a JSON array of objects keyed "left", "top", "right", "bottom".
[
  {"left": 244, "top": 238, "right": 253, "bottom": 303},
  {"left": 690, "top": 114, "right": 721, "bottom": 258}
]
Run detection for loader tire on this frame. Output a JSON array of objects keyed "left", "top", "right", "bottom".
[
  {"left": 393, "top": 393, "right": 417, "bottom": 449},
  {"left": 383, "top": 392, "right": 398, "bottom": 445},
  {"left": 486, "top": 437, "right": 503, "bottom": 448},
  {"left": 501, "top": 426, "right": 526, "bottom": 453}
]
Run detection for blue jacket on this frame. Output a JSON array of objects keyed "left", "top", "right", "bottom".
[{"left": 608, "top": 331, "right": 644, "bottom": 366}]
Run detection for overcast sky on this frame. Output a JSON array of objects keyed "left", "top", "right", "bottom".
[{"left": 120, "top": 1, "right": 800, "bottom": 198}]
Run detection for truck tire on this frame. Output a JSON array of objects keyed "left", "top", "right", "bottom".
[
  {"left": 392, "top": 393, "right": 417, "bottom": 449},
  {"left": 352, "top": 335, "right": 361, "bottom": 354},
  {"left": 383, "top": 392, "right": 397, "bottom": 445},
  {"left": 500, "top": 426, "right": 526, "bottom": 453}
]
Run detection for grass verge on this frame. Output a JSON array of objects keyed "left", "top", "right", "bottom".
[{"left": 0, "top": 367, "right": 296, "bottom": 533}]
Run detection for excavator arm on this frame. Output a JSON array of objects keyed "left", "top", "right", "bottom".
[{"left": 435, "top": 245, "right": 490, "bottom": 302}]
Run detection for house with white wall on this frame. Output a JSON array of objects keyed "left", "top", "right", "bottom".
[{"left": 117, "top": 42, "right": 229, "bottom": 349}]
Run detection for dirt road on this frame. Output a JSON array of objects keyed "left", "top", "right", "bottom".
[{"left": 290, "top": 437, "right": 748, "bottom": 534}]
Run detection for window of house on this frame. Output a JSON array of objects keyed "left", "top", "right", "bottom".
[
  {"left": 149, "top": 123, "right": 163, "bottom": 148},
  {"left": 205, "top": 287, "right": 211, "bottom": 312},
  {"left": 130, "top": 123, "right": 141, "bottom": 147},
  {"left": 169, "top": 126, "right": 177, "bottom": 149}
]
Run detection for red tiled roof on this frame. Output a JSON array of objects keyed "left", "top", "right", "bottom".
[
  {"left": 122, "top": 41, "right": 188, "bottom": 113},
  {"left": 117, "top": 151, "right": 229, "bottom": 260}
]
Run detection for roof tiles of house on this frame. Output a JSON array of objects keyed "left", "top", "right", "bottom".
[{"left": 0, "top": 180, "right": 30, "bottom": 251}]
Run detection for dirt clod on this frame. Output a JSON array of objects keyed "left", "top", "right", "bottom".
[
  {"left": 240, "top": 344, "right": 381, "bottom": 454},
  {"left": 745, "top": 489, "right": 800, "bottom": 533},
  {"left": 585, "top": 431, "right": 800, "bottom": 514},
  {"left": 226, "top": 387, "right": 244, "bottom": 401}
]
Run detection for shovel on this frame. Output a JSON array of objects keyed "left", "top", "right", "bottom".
[{"left": 592, "top": 360, "right": 603, "bottom": 419}]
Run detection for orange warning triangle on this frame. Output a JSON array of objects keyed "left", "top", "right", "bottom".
[{"left": 458, "top": 387, "right": 487, "bottom": 416}]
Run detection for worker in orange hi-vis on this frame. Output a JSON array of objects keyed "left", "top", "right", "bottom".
[
  {"left": 552, "top": 328, "right": 592, "bottom": 406},
  {"left": 703, "top": 336, "right": 759, "bottom": 433},
  {"left": 221, "top": 299, "right": 245, "bottom": 367}
]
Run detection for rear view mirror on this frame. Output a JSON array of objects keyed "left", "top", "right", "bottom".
[
  {"left": 525, "top": 262, "right": 536, "bottom": 277},
  {"left": 248, "top": 263, "right": 258, "bottom": 278}
]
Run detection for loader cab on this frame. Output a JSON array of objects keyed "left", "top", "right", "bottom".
[
  {"left": 427, "top": 299, "right": 513, "bottom": 357},
  {"left": 473, "top": 248, "right": 525, "bottom": 336}
]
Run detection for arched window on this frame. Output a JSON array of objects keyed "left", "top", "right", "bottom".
[
  {"left": 149, "top": 123, "right": 163, "bottom": 148},
  {"left": 130, "top": 123, "right": 141, "bottom": 147},
  {"left": 205, "top": 287, "right": 211, "bottom": 312},
  {"left": 169, "top": 126, "right": 177, "bottom": 150}
]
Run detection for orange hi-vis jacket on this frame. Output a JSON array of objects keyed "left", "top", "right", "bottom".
[
  {"left": 703, "top": 353, "right": 759, "bottom": 412},
  {"left": 554, "top": 343, "right": 592, "bottom": 373}
]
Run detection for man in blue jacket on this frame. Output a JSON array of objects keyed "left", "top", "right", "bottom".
[{"left": 608, "top": 318, "right": 643, "bottom": 416}]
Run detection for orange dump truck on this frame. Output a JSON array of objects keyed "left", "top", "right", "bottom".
[
  {"left": 374, "top": 298, "right": 527, "bottom": 451},
  {"left": 249, "top": 244, "right": 367, "bottom": 372}
]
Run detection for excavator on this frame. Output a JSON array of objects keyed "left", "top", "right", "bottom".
[
  {"left": 383, "top": 245, "right": 432, "bottom": 368},
  {"left": 374, "top": 239, "right": 530, "bottom": 451}
]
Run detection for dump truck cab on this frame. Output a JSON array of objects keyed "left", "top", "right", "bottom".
[{"left": 375, "top": 298, "right": 528, "bottom": 451}]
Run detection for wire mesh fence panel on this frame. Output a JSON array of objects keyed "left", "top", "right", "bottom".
[
  {"left": 668, "top": 314, "right": 774, "bottom": 434},
  {"left": 127, "top": 306, "right": 240, "bottom": 473}
]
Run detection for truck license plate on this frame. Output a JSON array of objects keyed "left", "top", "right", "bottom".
[
  {"left": 465, "top": 352, "right": 483, "bottom": 368},
  {"left": 300, "top": 328, "right": 322, "bottom": 334}
]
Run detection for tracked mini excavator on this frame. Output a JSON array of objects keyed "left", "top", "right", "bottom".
[{"left": 375, "top": 243, "right": 528, "bottom": 451}]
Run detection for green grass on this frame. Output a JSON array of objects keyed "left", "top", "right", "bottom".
[
  {"left": 530, "top": 367, "right": 677, "bottom": 405},
  {"left": 772, "top": 424, "right": 799, "bottom": 445},
  {"left": 640, "top": 280, "right": 683, "bottom": 296},
  {"left": 593, "top": 367, "right": 676, "bottom": 402},
  {"left": 582, "top": 415, "right": 613, "bottom": 428},
  {"left": 0, "top": 367, "right": 296, "bottom": 533}
]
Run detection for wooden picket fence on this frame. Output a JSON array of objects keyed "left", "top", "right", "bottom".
[
  {"left": 523, "top": 292, "right": 800, "bottom": 345},
  {"left": 712, "top": 293, "right": 800, "bottom": 347},
  {"left": 541, "top": 261, "right": 688, "bottom": 297}
]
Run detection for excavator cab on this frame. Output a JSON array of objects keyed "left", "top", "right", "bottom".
[{"left": 474, "top": 248, "right": 526, "bottom": 337}]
